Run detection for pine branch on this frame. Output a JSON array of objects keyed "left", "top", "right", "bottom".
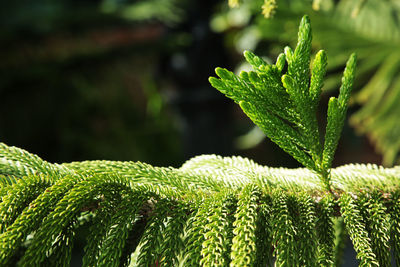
[
  {"left": 82, "top": 189, "right": 126, "bottom": 266},
  {"left": 159, "top": 203, "right": 190, "bottom": 266},
  {"left": 0, "top": 175, "right": 19, "bottom": 199},
  {"left": 200, "top": 193, "right": 236, "bottom": 266},
  {"left": 96, "top": 193, "right": 147, "bottom": 267},
  {"left": 333, "top": 217, "right": 347, "bottom": 267},
  {"left": 182, "top": 198, "right": 212, "bottom": 267},
  {"left": 0, "top": 141, "right": 399, "bottom": 265},
  {"left": 391, "top": 194, "right": 400, "bottom": 265},
  {"left": 254, "top": 197, "right": 273, "bottom": 267},
  {"left": 296, "top": 194, "right": 318, "bottom": 266},
  {"left": 359, "top": 193, "right": 391, "bottom": 267},
  {"left": 210, "top": 15, "right": 357, "bottom": 192},
  {"left": 271, "top": 191, "right": 297, "bottom": 266},
  {"left": 339, "top": 193, "right": 378, "bottom": 266},
  {"left": 17, "top": 175, "right": 144, "bottom": 266},
  {"left": 230, "top": 184, "right": 260, "bottom": 266},
  {"left": 321, "top": 53, "right": 357, "bottom": 182},
  {"left": 136, "top": 199, "right": 171, "bottom": 266},
  {"left": 315, "top": 196, "right": 335, "bottom": 266},
  {"left": 64, "top": 160, "right": 225, "bottom": 193},
  {"left": 0, "top": 143, "right": 73, "bottom": 178},
  {"left": 0, "top": 175, "right": 78, "bottom": 265},
  {"left": 44, "top": 217, "right": 77, "bottom": 267},
  {"left": 0, "top": 175, "right": 53, "bottom": 233}
]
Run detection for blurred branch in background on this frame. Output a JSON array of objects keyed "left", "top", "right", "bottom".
[
  {"left": 0, "top": 0, "right": 191, "bottom": 166},
  {"left": 101, "top": 0, "right": 186, "bottom": 24}
]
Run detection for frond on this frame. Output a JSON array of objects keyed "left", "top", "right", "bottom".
[
  {"left": 0, "top": 143, "right": 73, "bottom": 178},
  {"left": 254, "top": 196, "right": 273, "bottom": 266},
  {"left": 296, "top": 193, "right": 318, "bottom": 266},
  {"left": 240, "top": 0, "right": 400, "bottom": 166},
  {"left": 158, "top": 203, "right": 190, "bottom": 266},
  {"left": 271, "top": 191, "right": 297, "bottom": 266},
  {"left": 200, "top": 193, "right": 236, "bottom": 266},
  {"left": 64, "top": 160, "right": 225, "bottom": 193},
  {"left": 391, "top": 193, "right": 400, "bottom": 265},
  {"left": 359, "top": 193, "right": 391, "bottom": 266},
  {"left": 210, "top": 15, "right": 357, "bottom": 191},
  {"left": 333, "top": 217, "right": 347, "bottom": 267},
  {"left": 339, "top": 193, "right": 378, "bottom": 266},
  {"left": 315, "top": 195, "right": 335, "bottom": 266},
  {"left": 0, "top": 142, "right": 399, "bottom": 265},
  {"left": 230, "top": 184, "right": 260, "bottom": 266},
  {"left": 0, "top": 175, "right": 79, "bottom": 264},
  {"left": 182, "top": 198, "right": 211, "bottom": 266}
]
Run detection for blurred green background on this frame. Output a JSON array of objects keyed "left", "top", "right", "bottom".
[
  {"left": 1, "top": 0, "right": 400, "bottom": 265},
  {"left": 0, "top": 0, "right": 238, "bottom": 168},
  {"left": 3, "top": 0, "right": 397, "bottom": 171}
]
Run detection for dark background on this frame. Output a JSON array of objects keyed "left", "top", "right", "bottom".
[{"left": 0, "top": 0, "right": 381, "bottom": 169}]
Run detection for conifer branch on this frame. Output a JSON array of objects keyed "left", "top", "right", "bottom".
[
  {"left": 0, "top": 139, "right": 399, "bottom": 265},
  {"left": 64, "top": 160, "right": 226, "bottom": 193},
  {"left": 296, "top": 194, "right": 318, "bottom": 266},
  {"left": 45, "top": 218, "right": 76, "bottom": 267},
  {"left": 135, "top": 207, "right": 166, "bottom": 266},
  {"left": 271, "top": 191, "right": 297, "bottom": 266},
  {"left": 95, "top": 196, "right": 147, "bottom": 267},
  {"left": 18, "top": 176, "right": 138, "bottom": 266},
  {"left": 0, "top": 175, "right": 53, "bottom": 233},
  {"left": 0, "top": 175, "right": 78, "bottom": 265},
  {"left": 183, "top": 198, "right": 213, "bottom": 267},
  {"left": 254, "top": 198, "right": 273, "bottom": 266},
  {"left": 391, "top": 194, "right": 400, "bottom": 265},
  {"left": 333, "top": 217, "right": 347, "bottom": 267},
  {"left": 315, "top": 195, "right": 335, "bottom": 266},
  {"left": 210, "top": 15, "right": 357, "bottom": 193},
  {"left": 200, "top": 193, "right": 236, "bottom": 266},
  {"left": 339, "top": 194, "right": 379, "bottom": 266},
  {"left": 0, "top": 143, "right": 73, "bottom": 178},
  {"left": 359, "top": 193, "right": 391, "bottom": 267},
  {"left": 1, "top": 13, "right": 400, "bottom": 266},
  {"left": 159, "top": 203, "right": 189, "bottom": 266},
  {"left": 230, "top": 185, "right": 260, "bottom": 266},
  {"left": 83, "top": 189, "right": 128, "bottom": 266}
]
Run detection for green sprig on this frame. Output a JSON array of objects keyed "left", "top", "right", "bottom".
[{"left": 210, "top": 15, "right": 357, "bottom": 192}]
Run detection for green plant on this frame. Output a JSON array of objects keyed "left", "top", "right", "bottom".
[
  {"left": 0, "top": 15, "right": 399, "bottom": 266},
  {"left": 210, "top": 15, "right": 356, "bottom": 193},
  {"left": 218, "top": 0, "right": 400, "bottom": 166}
]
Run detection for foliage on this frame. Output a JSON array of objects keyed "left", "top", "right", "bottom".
[
  {"left": 218, "top": 0, "right": 400, "bottom": 166},
  {"left": 1, "top": 14, "right": 400, "bottom": 266},
  {"left": 0, "top": 0, "right": 184, "bottom": 166},
  {"left": 210, "top": 15, "right": 356, "bottom": 191},
  {"left": 101, "top": 0, "right": 186, "bottom": 25}
]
